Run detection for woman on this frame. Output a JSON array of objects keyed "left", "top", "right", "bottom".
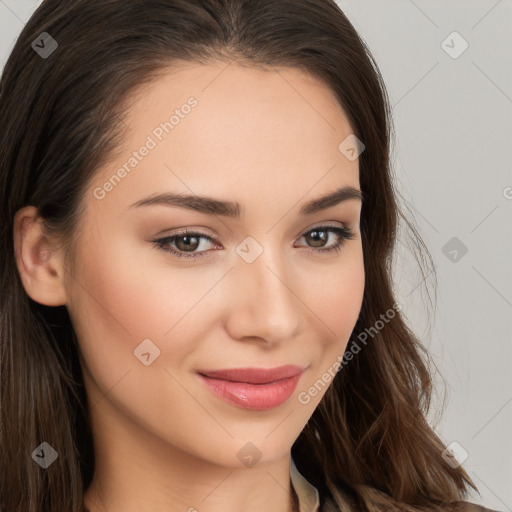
[{"left": 0, "top": 1, "right": 501, "bottom": 511}]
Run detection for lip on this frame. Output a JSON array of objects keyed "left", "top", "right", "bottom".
[
  {"left": 197, "top": 365, "right": 306, "bottom": 411},
  {"left": 197, "top": 365, "right": 305, "bottom": 384}
]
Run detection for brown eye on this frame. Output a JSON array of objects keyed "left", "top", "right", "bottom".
[
  {"left": 153, "top": 225, "right": 356, "bottom": 261},
  {"left": 296, "top": 226, "right": 355, "bottom": 254},
  {"left": 304, "top": 229, "right": 329, "bottom": 248},
  {"left": 154, "top": 230, "right": 216, "bottom": 260}
]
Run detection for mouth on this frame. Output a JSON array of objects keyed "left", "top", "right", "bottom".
[
  {"left": 196, "top": 364, "right": 306, "bottom": 384},
  {"left": 196, "top": 365, "right": 307, "bottom": 410}
]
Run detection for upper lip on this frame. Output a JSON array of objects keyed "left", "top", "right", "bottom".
[{"left": 197, "top": 364, "right": 306, "bottom": 384}]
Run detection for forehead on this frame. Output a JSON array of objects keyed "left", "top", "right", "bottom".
[
  {"left": 91, "top": 61, "right": 360, "bottom": 219},
  {"left": 125, "top": 61, "right": 352, "bottom": 137}
]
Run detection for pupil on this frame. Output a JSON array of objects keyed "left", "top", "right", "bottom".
[
  {"left": 309, "top": 230, "right": 326, "bottom": 247},
  {"left": 178, "top": 235, "right": 198, "bottom": 251}
]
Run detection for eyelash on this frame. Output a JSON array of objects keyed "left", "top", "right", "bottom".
[{"left": 152, "top": 225, "right": 356, "bottom": 260}]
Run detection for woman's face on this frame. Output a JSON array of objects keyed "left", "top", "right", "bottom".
[{"left": 64, "top": 62, "right": 365, "bottom": 468}]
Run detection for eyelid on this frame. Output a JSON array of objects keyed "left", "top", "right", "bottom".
[
  {"left": 155, "top": 221, "right": 351, "bottom": 243},
  {"left": 152, "top": 221, "right": 356, "bottom": 261}
]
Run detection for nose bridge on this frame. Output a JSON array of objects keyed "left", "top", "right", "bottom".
[{"left": 227, "top": 238, "right": 300, "bottom": 342}]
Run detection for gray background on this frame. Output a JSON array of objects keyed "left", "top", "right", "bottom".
[{"left": 1, "top": 0, "right": 511, "bottom": 510}]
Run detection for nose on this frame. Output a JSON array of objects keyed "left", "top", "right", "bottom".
[{"left": 223, "top": 247, "right": 301, "bottom": 346}]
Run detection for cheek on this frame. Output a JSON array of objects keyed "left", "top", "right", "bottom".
[
  {"left": 293, "top": 248, "right": 364, "bottom": 409},
  {"left": 66, "top": 236, "right": 221, "bottom": 439},
  {"left": 66, "top": 230, "right": 230, "bottom": 379},
  {"left": 301, "top": 246, "right": 365, "bottom": 371},
  {"left": 304, "top": 245, "right": 365, "bottom": 342}
]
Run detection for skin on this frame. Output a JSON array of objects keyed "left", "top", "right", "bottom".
[{"left": 14, "top": 62, "right": 365, "bottom": 512}]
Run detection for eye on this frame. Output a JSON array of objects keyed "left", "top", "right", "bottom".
[
  {"left": 153, "top": 229, "right": 217, "bottom": 260},
  {"left": 295, "top": 225, "right": 356, "bottom": 256},
  {"left": 153, "top": 224, "right": 356, "bottom": 260}
]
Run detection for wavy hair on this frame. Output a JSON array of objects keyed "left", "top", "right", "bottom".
[{"left": 0, "top": 1, "right": 478, "bottom": 511}]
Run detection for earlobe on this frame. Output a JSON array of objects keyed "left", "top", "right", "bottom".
[{"left": 13, "top": 206, "right": 67, "bottom": 306}]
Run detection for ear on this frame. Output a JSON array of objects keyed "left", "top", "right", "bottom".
[{"left": 13, "top": 205, "right": 67, "bottom": 306}]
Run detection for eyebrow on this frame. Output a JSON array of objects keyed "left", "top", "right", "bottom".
[{"left": 129, "top": 185, "right": 363, "bottom": 219}]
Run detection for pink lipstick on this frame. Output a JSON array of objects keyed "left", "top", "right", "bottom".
[{"left": 197, "top": 365, "right": 305, "bottom": 411}]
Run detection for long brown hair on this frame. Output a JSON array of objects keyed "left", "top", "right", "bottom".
[{"left": 0, "top": 1, "right": 479, "bottom": 511}]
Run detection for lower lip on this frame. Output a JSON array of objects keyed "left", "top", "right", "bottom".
[{"left": 197, "top": 372, "right": 303, "bottom": 411}]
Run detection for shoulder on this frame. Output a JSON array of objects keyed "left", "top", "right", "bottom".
[
  {"left": 321, "top": 496, "right": 503, "bottom": 512},
  {"left": 448, "top": 501, "right": 504, "bottom": 512},
  {"left": 322, "top": 481, "right": 503, "bottom": 512}
]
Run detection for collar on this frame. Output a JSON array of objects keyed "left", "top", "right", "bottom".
[{"left": 290, "top": 453, "right": 320, "bottom": 512}]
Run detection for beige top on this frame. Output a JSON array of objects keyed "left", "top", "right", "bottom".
[{"left": 290, "top": 454, "right": 320, "bottom": 512}]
